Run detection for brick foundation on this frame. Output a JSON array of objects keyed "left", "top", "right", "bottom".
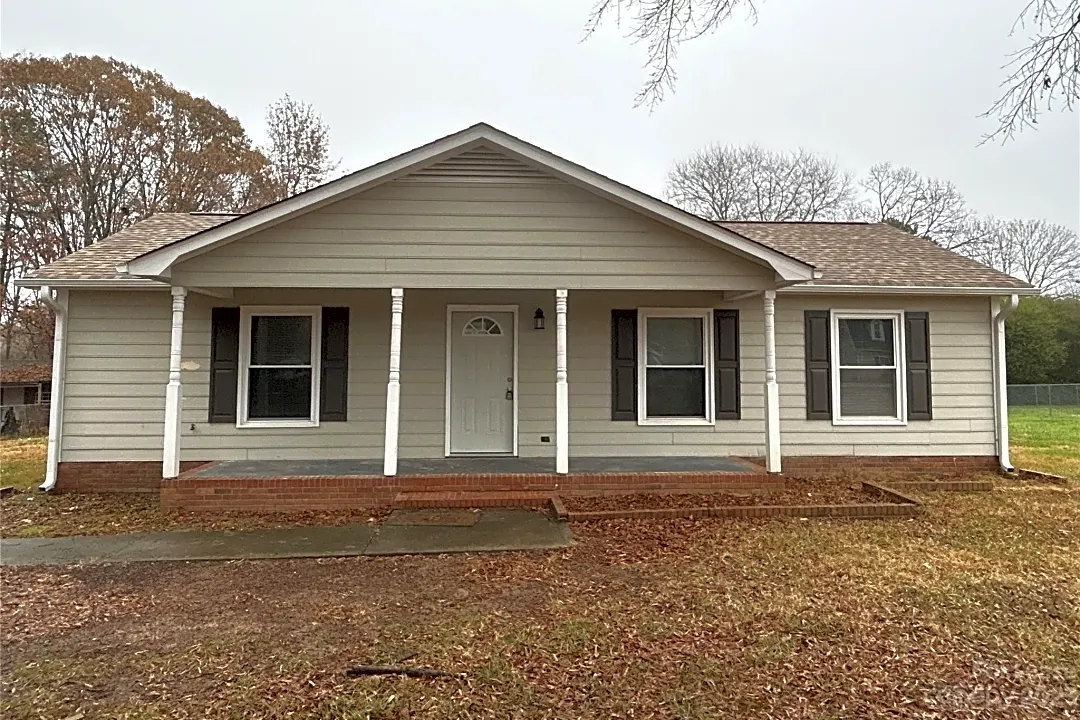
[
  {"left": 56, "top": 461, "right": 209, "bottom": 494},
  {"left": 57, "top": 455, "right": 1003, "bottom": 510},
  {"left": 160, "top": 468, "right": 777, "bottom": 512},
  {"left": 781, "top": 455, "right": 999, "bottom": 477}
]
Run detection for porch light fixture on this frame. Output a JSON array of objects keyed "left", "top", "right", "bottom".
[{"left": 533, "top": 308, "right": 546, "bottom": 330}]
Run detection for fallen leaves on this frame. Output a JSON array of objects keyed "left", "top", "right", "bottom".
[
  {"left": 1, "top": 480, "right": 1078, "bottom": 718},
  {"left": 0, "top": 491, "right": 388, "bottom": 538}
]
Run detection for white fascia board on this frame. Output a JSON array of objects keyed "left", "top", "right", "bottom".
[
  {"left": 13, "top": 277, "right": 168, "bottom": 290},
  {"left": 779, "top": 284, "right": 1040, "bottom": 296},
  {"left": 123, "top": 123, "right": 817, "bottom": 282}
]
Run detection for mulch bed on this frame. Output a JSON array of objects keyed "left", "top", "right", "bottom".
[
  {"left": 0, "top": 491, "right": 390, "bottom": 538},
  {"left": 564, "top": 478, "right": 870, "bottom": 512}
]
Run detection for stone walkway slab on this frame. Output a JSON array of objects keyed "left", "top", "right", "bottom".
[{"left": 0, "top": 510, "right": 572, "bottom": 566}]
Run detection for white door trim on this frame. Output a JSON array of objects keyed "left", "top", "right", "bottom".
[{"left": 444, "top": 304, "right": 519, "bottom": 456}]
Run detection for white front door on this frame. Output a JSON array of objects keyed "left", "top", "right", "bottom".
[{"left": 448, "top": 310, "right": 515, "bottom": 454}]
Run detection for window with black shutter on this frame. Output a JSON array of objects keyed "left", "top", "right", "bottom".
[
  {"left": 804, "top": 310, "right": 832, "bottom": 420},
  {"left": 208, "top": 307, "right": 240, "bottom": 423},
  {"left": 714, "top": 309, "right": 740, "bottom": 419},
  {"left": 905, "top": 311, "right": 932, "bottom": 420},
  {"left": 610, "top": 309, "right": 637, "bottom": 420}
]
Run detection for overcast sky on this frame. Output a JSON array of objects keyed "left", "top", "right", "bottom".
[{"left": 2, "top": 0, "right": 1077, "bottom": 230}]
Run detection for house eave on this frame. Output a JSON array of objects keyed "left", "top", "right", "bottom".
[
  {"left": 778, "top": 284, "right": 1040, "bottom": 296},
  {"left": 14, "top": 277, "right": 169, "bottom": 290}
]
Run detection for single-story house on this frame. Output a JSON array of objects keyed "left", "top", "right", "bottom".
[
  {"left": 0, "top": 361, "right": 53, "bottom": 435},
  {"left": 16, "top": 123, "right": 1035, "bottom": 508}
]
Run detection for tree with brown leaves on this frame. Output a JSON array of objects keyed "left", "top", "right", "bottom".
[{"left": 0, "top": 53, "right": 279, "bottom": 357}]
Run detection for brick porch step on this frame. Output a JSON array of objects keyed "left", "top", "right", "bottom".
[{"left": 393, "top": 491, "right": 553, "bottom": 509}]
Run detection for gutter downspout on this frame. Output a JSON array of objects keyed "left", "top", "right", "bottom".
[
  {"left": 37, "top": 286, "right": 68, "bottom": 491},
  {"left": 991, "top": 294, "right": 1020, "bottom": 473}
]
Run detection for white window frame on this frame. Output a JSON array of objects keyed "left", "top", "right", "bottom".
[
  {"left": 637, "top": 308, "right": 714, "bottom": 426},
  {"left": 238, "top": 306, "right": 322, "bottom": 428},
  {"left": 830, "top": 309, "right": 907, "bottom": 426}
]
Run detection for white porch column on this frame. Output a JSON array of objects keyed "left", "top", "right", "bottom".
[
  {"left": 555, "top": 289, "right": 569, "bottom": 474},
  {"left": 163, "top": 286, "right": 187, "bottom": 479},
  {"left": 383, "top": 288, "right": 405, "bottom": 476},
  {"left": 763, "top": 290, "right": 781, "bottom": 473}
]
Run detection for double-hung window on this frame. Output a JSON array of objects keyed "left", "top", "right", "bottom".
[
  {"left": 638, "top": 309, "right": 713, "bottom": 425},
  {"left": 831, "top": 310, "right": 905, "bottom": 424},
  {"left": 238, "top": 307, "right": 321, "bottom": 427}
]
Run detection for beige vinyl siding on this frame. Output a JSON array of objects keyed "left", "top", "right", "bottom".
[
  {"left": 59, "top": 290, "right": 997, "bottom": 465},
  {"left": 567, "top": 291, "right": 767, "bottom": 457},
  {"left": 170, "top": 180, "right": 774, "bottom": 290},
  {"left": 777, "top": 294, "right": 996, "bottom": 456},
  {"left": 63, "top": 290, "right": 170, "bottom": 461}
]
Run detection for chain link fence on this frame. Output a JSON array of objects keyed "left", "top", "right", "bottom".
[{"left": 1007, "top": 383, "right": 1080, "bottom": 412}]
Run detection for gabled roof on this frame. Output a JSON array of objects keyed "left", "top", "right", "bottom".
[
  {"left": 716, "top": 222, "right": 1035, "bottom": 291},
  {"left": 15, "top": 123, "right": 1036, "bottom": 294},
  {"left": 115, "top": 123, "right": 817, "bottom": 282},
  {"left": 23, "top": 213, "right": 237, "bottom": 284}
]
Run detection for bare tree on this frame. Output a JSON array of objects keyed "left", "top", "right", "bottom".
[
  {"left": 984, "top": 0, "right": 1080, "bottom": 141},
  {"left": 967, "top": 217, "right": 1080, "bottom": 294},
  {"left": 584, "top": 0, "right": 758, "bottom": 108},
  {"left": 857, "top": 163, "right": 974, "bottom": 251},
  {"left": 666, "top": 144, "right": 855, "bottom": 221},
  {"left": 585, "top": 0, "right": 1078, "bottom": 138},
  {"left": 264, "top": 94, "right": 339, "bottom": 198}
]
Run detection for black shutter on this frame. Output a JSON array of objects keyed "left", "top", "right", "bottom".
[
  {"left": 804, "top": 310, "right": 832, "bottom": 420},
  {"left": 320, "top": 307, "right": 350, "bottom": 422},
  {"left": 611, "top": 309, "right": 637, "bottom": 420},
  {"left": 208, "top": 307, "right": 240, "bottom": 423},
  {"left": 714, "top": 309, "right": 740, "bottom": 419},
  {"left": 905, "top": 311, "right": 932, "bottom": 421}
]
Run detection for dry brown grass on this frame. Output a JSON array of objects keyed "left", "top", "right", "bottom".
[{"left": 3, "top": 481, "right": 1078, "bottom": 719}]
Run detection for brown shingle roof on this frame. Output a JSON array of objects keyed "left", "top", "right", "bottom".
[
  {"left": 0, "top": 362, "right": 52, "bottom": 384},
  {"left": 21, "top": 212, "right": 1033, "bottom": 292},
  {"left": 716, "top": 221, "right": 1034, "bottom": 290},
  {"left": 24, "top": 213, "right": 238, "bottom": 281}
]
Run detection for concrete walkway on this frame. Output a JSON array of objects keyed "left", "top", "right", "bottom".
[{"left": 0, "top": 509, "right": 573, "bottom": 566}]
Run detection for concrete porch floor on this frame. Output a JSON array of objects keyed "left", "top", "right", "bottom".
[{"left": 187, "top": 456, "right": 763, "bottom": 478}]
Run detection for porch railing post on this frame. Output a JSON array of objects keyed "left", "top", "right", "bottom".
[
  {"left": 163, "top": 286, "right": 187, "bottom": 479},
  {"left": 763, "top": 290, "right": 781, "bottom": 473},
  {"left": 555, "top": 289, "right": 569, "bottom": 474},
  {"left": 383, "top": 288, "right": 405, "bottom": 476}
]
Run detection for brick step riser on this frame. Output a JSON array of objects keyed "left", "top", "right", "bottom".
[{"left": 393, "top": 497, "right": 552, "bottom": 509}]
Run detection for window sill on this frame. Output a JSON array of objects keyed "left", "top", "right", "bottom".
[
  {"left": 237, "top": 419, "right": 320, "bottom": 429},
  {"left": 831, "top": 417, "right": 907, "bottom": 427},
  {"left": 637, "top": 418, "right": 715, "bottom": 427}
]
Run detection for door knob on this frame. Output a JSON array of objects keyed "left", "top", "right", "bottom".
[{"left": 506, "top": 388, "right": 514, "bottom": 400}]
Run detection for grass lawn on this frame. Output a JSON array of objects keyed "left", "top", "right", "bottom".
[
  {"left": 0, "top": 436, "right": 48, "bottom": 491},
  {"left": 1009, "top": 405, "right": 1080, "bottom": 480},
  {"left": 1, "top": 415, "right": 1078, "bottom": 717}
]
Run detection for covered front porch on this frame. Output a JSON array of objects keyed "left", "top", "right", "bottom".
[{"left": 157, "top": 286, "right": 785, "bottom": 485}]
